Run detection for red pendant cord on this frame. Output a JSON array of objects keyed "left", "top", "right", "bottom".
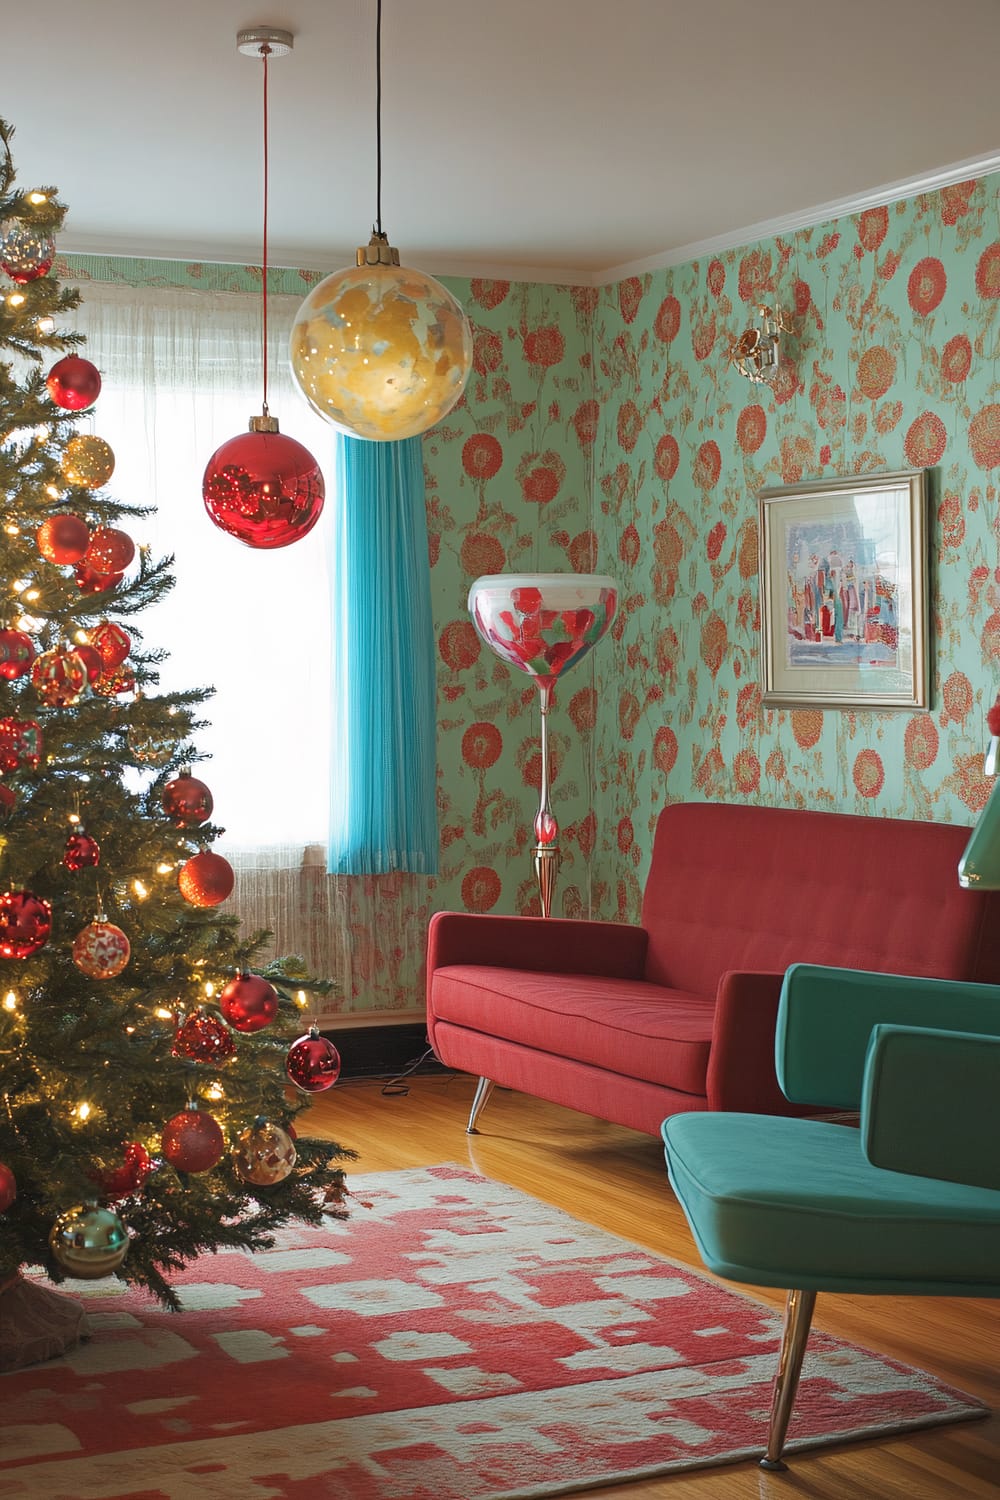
[{"left": 261, "top": 43, "right": 270, "bottom": 412}]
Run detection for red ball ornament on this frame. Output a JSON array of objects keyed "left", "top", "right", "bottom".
[
  {"left": 162, "top": 772, "right": 213, "bottom": 826},
  {"left": 0, "top": 889, "right": 52, "bottom": 959},
  {"left": 0, "top": 628, "right": 35, "bottom": 681},
  {"left": 85, "top": 527, "right": 135, "bottom": 574},
  {"left": 161, "top": 1106, "right": 225, "bottom": 1174},
  {"left": 95, "top": 1141, "right": 152, "bottom": 1200},
  {"left": 92, "top": 665, "right": 135, "bottom": 697},
  {"left": 74, "top": 561, "right": 123, "bottom": 594},
  {"left": 46, "top": 354, "right": 102, "bottom": 411},
  {"left": 286, "top": 1026, "right": 341, "bottom": 1092},
  {"left": 89, "top": 620, "right": 131, "bottom": 668},
  {"left": 31, "top": 645, "right": 87, "bottom": 706},
  {"left": 202, "top": 427, "right": 325, "bottom": 550},
  {"left": 37, "top": 512, "right": 90, "bottom": 565},
  {"left": 172, "top": 1009, "right": 237, "bottom": 1064},
  {"left": 0, "top": 219, "right": 55, "bottom": 283},
  {"left": 219, "top": 972, "right": 279, "bottom": 1033},
  {"left": 0, "top": 1160, "right": 16, "bottom": 1212},
  {"left": 72, "top": 642, "right": 104, "bottom": 685},
  {"left": 177, "top": 850, "right": 234, "bottom": 907},
  {"left": 72, "top": 917, "right": 130, "bottom": 979},
  {"left": 63, "top": 829, "right": 101, "bottom": 871}
]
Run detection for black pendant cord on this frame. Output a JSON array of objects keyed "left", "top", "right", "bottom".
[{"left": 374, "top": 0, "right": 383, "bottom": 236}]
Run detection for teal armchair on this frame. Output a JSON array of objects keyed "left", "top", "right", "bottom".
[{"left": 662, "top": 963, "right": 1000, "bottom": 1471}]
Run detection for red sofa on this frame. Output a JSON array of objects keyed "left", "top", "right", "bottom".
[{"left": 426, "top": 802, "right": 1000, "bottom": 1136}]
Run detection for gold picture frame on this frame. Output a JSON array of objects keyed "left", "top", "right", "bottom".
[{"left": 758, "top": 469, "right": 929, "bottom": 710}]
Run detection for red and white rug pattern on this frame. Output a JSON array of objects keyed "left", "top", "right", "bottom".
[{"left": 0, "top": 1164, "right": 986, "bottom": 1499}]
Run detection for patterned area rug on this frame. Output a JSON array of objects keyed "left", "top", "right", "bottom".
[{"left": 0, "top": 1164, "right": 986, "bottom": 1499}]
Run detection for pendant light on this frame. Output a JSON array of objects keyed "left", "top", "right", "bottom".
[
  {"left": 288, "top": 0, "right": 473, "bottom": 442},
  {"left": 202, "top": 29, "right": 325, "bottom": 549}
]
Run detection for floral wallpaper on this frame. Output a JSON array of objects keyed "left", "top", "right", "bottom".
[{"left": 62, "top": 168, "right": 1000, "bottom": 1010}]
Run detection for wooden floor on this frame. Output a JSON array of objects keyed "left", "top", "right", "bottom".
[{"left": 306, "top": 1071, "right": 1000, "bottom": 1499}]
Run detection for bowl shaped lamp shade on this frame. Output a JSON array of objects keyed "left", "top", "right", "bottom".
[
  {"left": 289, "top": 262, "right": 473, "bottom": 442},
  {"left": 202, "top": 429, "right": 325, "bottom": 549},
  {"left": 468, "top": 573, "right": 618, "bottom": 688}
]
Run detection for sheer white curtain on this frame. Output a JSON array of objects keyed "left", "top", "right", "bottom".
[{"left": 69, "top": 281, "right": 350, "bottom": 1016}]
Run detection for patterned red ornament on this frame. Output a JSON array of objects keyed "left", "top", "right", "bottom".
[
  {"left": 0, "top": 1160, "right": 16, "bottom": 1212},
  {"left": 0, "top": 219, "right": 55, "bottom": 283},
  {"left": 72, "top": 917, "right": 130, "bottom": 979},
  {"left": 232, "top": 1119, "right": 297, "bottom": 1185},
  {"left": 85, "top": 527, "right": 135, "bottom": 574},
  {"left": 172, "top": 1009, "right": 237, "bottom": 1064},
  {"left": 162, "top": 772, "right": 213, "bottom": 826},
  {"left": 46, "top": 354, "right": 102, "bottom": 411},
  {"left": 63, "top": 829, "right": 101, "bottom": 871},
  {"left": 94, "top": 1141, "right": 152, "bottom": 1200},
  {"left": 31, "top": 645, "right": 87, "bottom": 706},
  {"left": 285, "top": 1026, "right": 341, "bottom": 1092},
  {"left": 74, "top": 561, "right": 124, "bottom": 594},
  {"left": 0, "top": 628, "right": 35, "bottom": 681},
  {"left": 92, "top": 665, "right": 135, "bottom": 697},
  {"left": 0, "top": 718, "right": 42, "bottom": 771},
  {"left": 89, "top": 620, "right": 131, "bottom": 668},
  {"left": 202, "top": 429, "right": 325, "bottom": 550},
  {"left": 177, "top": 851, "right": 234, "bottom": 907},
  {"left": 37, "top": 512, "right": 90, "bottom": 565},
  {"left": 219, "top": 972, "right": 278, "bottom": 1033},
  {"left": 0, "top": 889, "right": 52, "bottom": 958},
  {"left": 161, "top": 1106, "right": 225, "bottom": 1174},
  {"left": 73, "top": 642, "right": 104, "bottom": 685}
]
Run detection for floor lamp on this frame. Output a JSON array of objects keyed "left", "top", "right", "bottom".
[{"left": 467, "top": 573, "right": 617, "bottom": 917}]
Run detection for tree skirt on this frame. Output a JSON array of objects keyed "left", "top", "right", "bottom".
[{"left": 0, "top": 1164, "right": 986, "bottom": 1499}]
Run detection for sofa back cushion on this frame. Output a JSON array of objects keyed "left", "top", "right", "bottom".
[{"left": 641, "top": 802, "right": 1000, "bottom": 996}]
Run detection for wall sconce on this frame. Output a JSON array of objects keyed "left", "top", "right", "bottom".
[{"left": 729, "top": 305, "right": 792, "bottom": 385}]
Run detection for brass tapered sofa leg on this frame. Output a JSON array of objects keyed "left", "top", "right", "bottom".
[
  {"left": 466, "top": 1076, "right": 496, "bottom": 1134},
  {"left": 759, "top": 1288, "right": 817, "bottom": 1472}
]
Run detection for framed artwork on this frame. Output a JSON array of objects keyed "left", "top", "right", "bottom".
[{"left": 758, "top": 469, "right": 929, "bottom": 710}]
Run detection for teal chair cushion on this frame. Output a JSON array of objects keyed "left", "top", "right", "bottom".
[{"left": 663, "top": 1112, "right": 1000, "bottom": 1296}]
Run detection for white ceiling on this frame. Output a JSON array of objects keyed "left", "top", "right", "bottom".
[{"left": 5, "top": 0, "right": 1000, "bottom": 285}]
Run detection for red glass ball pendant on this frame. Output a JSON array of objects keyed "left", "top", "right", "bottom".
[
  {"left": 162, "top": 772, "right": 214, "bottom": 826},
  {"left": 161, "top": 1107, "right": 225, "bottom": 1174},
  {"left": 0, "top": 889, "right": 52, "bottom": 958},
  {"left": 72, "top": 918, "right": 130, "bottom": 979},
  {"left": 63, "top": 830, "right": 101, "bottom": 871},
  {"left": 177, "top": 850, "right": 235, "bottom": 907},
  {"left": 46, "top": 355, "right": 102, "bottom": 411},
  {"left": 286, "top": 1027, "right": 341, "bottom": 1092},
  {"left": 172, "top": 1009, "right": 237, "bottom": 1064},
  {"left": 37, "top": 513, "right": 90, "bottom": 565},
  {"left": 0, "top": 628, "right": 35, "bottom": 681},
  {"left": 73, "top": 642, "right": 104, "bottom": 685},
  {"left": 90, "top": 620, "right": 131, "bottom": 668},
  {"left": 74, "top": 561, "right": 123, "bottom": 594},
  {"left": 85, "top": 527, "right": 135, "bottom": 574},
  {"left": 219, "top": 972, "right": 279, "bottom": 1033},
  {"left": 95, "top": 1141, "right": 152, "bottom": 1199},
  {"left": 202, "top": 428, "right": 324, "bottom": 549}
]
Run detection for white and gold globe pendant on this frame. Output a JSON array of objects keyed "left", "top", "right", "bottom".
[{"left": 289, "top": 232, "right": 473, "bottom": 442}]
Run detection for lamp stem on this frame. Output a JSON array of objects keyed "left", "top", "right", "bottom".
[{"left": 533, "top": 680, "right": 561, "bottom": 919}]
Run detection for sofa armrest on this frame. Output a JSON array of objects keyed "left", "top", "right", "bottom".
[
  {"left": 426, "top": 911, "right": 649, "bottom": 982},
  {"left": 706, "top": 970, "right": 815, "bottom": 1115},
  {"left": 778, "top": 964, "right": 1000, "bottom": 1109},
  {"left": 862, "top": 1024, "right": 1000, "bottom": 1191}
]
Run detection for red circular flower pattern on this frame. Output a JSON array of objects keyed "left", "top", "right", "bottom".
[
  {"left": 461, "top": 867, "right": 502, "bottom": 912},
  {"left": 706, "top": 521, "right": 727, "bottom": 561},
  {"left": 653, "top": 295, "right": 681, "bottom": 343},
  {"left": 707, "top": 259, "right": 725, "bottom": 298},
  {"left": 907, "top": 257, "right": 946, "bottom": 316},
  {"left": 941, "top": 671, "right": 973, "bottom": 726},
  {"left": 969, "top": 404, "right": 1000, "bottom": 470},
  {"left": 904, "top": 716, "right": 939, "bottom": 771},
  {"left": 518, "top": 450, "right": 566, "bottom": 504},
  {"left": 853, "top": 748, "right": 885, "bottom": 798},
  {"left": 617, "top": 817, "right": 634, "bottom": 854},
  {"left": 974, "top": 243, "right": 1000, "bottom": 299},
  {"left": 523, "top": 326, "right": 565, "bottom": 368},
  {"left": 700, "top": 614, "right": 727, "bottom": 678},
  {"left": 736, "top": 404, "right": 766, "bottom": 454},
  {"left": 904, "top": 410, "right": 946, "bottom": 468},
  {"left": 618, "top": 278, "right": 643, "bottom": 324},
  {"left": 736, "top": 682, "right": 761, "bottom": 728},
  {"left": 857, "top": 206, "right": 888, "bottom": 252},
  {"left": 653, "top": 433, "right": 679, "bottom": 482},
  {"left": 938, "top": 491, "right": 965, "bottom": 550},
  {"left": 857, "top": 346, "right": 896, "bottom": 401},
  {"left": 460, "top": 532, "right": 506, "bottom": 576},
  {"left": 462, "top": 433, "right": 503, "bottom": 481},
  {"left": 472, "top": 329, "right": 504, "bottom": 375},
  {"left": 693, "top": 440, "right": 721, "bottom": 489},
  {"left": 438, "top": 620, "right": 481, "bottom": 672},
  {"left": 652, "top": 724, "right": 678, "bottom": 776},
  {"left": 792, "top": 709, "right": 823, "bottom": 749},
  {"left": 617, "top": 400, "right": 643, "bottom": 453},
  {"left": 572, "top": 399, "right": 599, "bottom": 447},
  {"left": 462, "top": 722, "right": 503, "bottom": 769},
  {"left": 733, "top": 749, "right": 761, "bottom": 794},
  {"left": 941, "top": 334, "right": 972, "bottom": 384},
  {"left": 619, "top": 523, "right": 641, "bottom": 568},
  {"left": 470, "top": 279, "right": 509, "bottom": 309},
  {"left": 568, "top": 686, "right": 597, "bottom": 734}
]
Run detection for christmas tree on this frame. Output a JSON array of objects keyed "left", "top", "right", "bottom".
[{"left": 0, "top": 117, "right": 352, "bottom": 1365}]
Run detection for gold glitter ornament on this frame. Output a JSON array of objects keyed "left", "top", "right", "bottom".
[
  {"left": 232, "top": 1118, "right": 297, "bottom": 1186},
  {"left": 60, "top": 434, "right": 116, "bottom": 489}
]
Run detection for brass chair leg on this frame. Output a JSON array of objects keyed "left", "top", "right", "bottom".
[
  {"left": 759, "top": 1287, "right": 817, "bottom": 1472},
  {"left": 466, "top": 1076, "right": 496, "bottom": 1134}
]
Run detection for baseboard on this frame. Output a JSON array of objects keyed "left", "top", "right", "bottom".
[{"left": 324, "top": 1021, "right": 447, "bottom": 1080}]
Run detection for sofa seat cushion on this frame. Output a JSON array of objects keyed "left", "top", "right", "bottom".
[
  {"left": 663, "top": 1112, "right": 1000, "bottom": 1294},
  {"left": 432, "top": 965, "right": 715, "bottom": 1096}
]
